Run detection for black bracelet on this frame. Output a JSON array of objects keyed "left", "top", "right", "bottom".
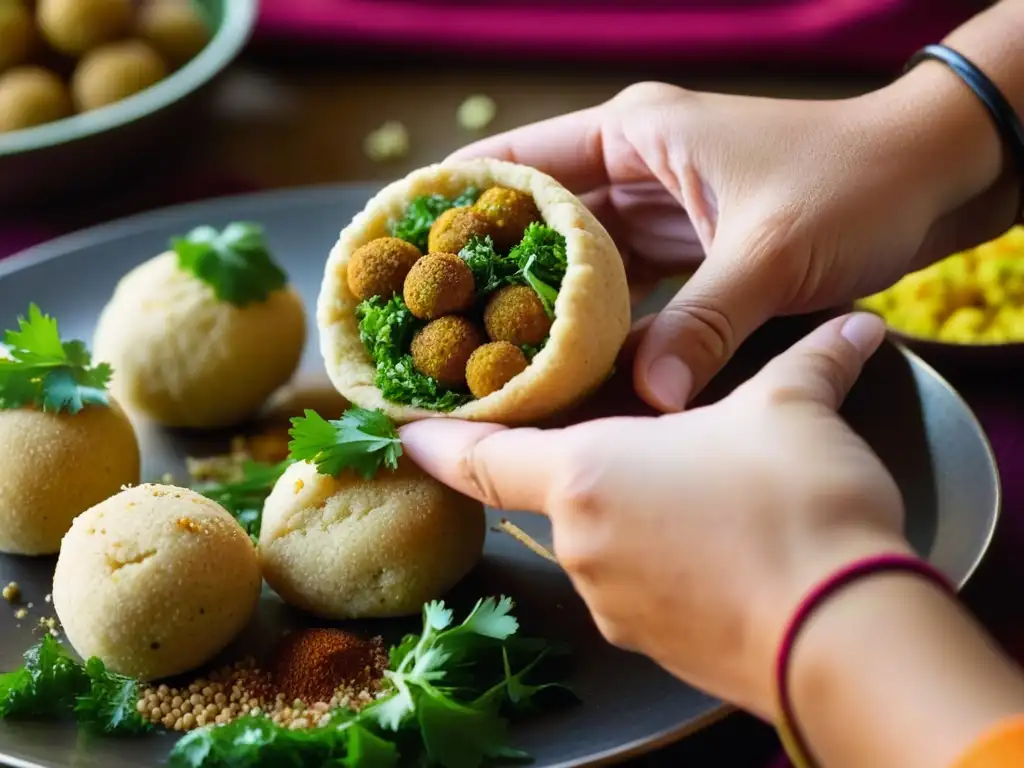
[{"left": 905, "top": 43, "right": 1024, "bottom": 220}]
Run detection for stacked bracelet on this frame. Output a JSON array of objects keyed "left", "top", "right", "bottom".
[
  {"left": 905, "top": 44, "right": 1024, "bottom": 223},
  {"left": 773, "top": 554, "right": 956, "bottom": 768}
]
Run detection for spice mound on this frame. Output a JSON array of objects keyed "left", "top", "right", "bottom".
[{"left": 271, "top": 628, "right": 388, "bottom": 706}]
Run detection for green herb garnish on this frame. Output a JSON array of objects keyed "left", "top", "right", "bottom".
[
  {"left": 0, "top": 304, "right": 112, "bottom": 414},
  {"left": 356, "top": 296, "right": 471, "bottom": 412},
  {"left": 171, "top": 223, "right": 288, "bottom": 307},
  {"left": 195, "top": 459, "right": 293, "bottom": 543},
  {"left": 288, "top": 408, "right": 403, "bottom": 479},
  {"left": 520, "top": 341, "right": 545, "bottom": 361},
  {"left": 390, "top": 188, "right": 480, "bottom": 252},
  {"left": 458, "top": 235, "right": 519, "bottom": 297},
  {"left": 508, "top": 224, "right": 568, "bottom": 319},
  {"left": 0, "top": 635, "right": 150, "bottom": 735}
]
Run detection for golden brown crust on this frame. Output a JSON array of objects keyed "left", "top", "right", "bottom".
[{"left": 317, "top": 159, "right": 631, "bottom": 425}]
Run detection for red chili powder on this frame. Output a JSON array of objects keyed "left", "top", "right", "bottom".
[{"left": 270, "top": 628, "right": 387, "bottom": 705}]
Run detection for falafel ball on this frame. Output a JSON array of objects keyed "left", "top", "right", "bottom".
[
  {"left": 136, "top": 0, "right": 211, "bottom": 69},
  {"left": 473, "top": 186, "right": 541, "bottom": 251},
  {"left": 37, "top": 0, "right": 132, "bottom": 56},
  {"left": 71, "top": 40, "right": 167, "bottom": 112},
  {"left": 0, "top": 2, "right": 34, "bottom": 72},
  {"left": 484, "top": 284, "right": 552, "bottom": 346},
  {"left": 404, "top": 252, "right": 476, "bottom": 320},
  {"left": 410, "top": 315, "right": 484, "bottom": 389},
  {"left": 0, "top": 66, "right": 71, "bottom": 132},
  {"left": 428, "top": 206, "right": 492, "bottom": 255},
  {"left": 347, "top": 237, "right": 422, "bottom": 301},
  {"left": 466, "top": 342, "right": 528, "bottom": 399}
]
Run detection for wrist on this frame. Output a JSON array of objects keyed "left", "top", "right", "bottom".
[{"left": 789, "top": 569, "right": 1024, "bottom": 768}]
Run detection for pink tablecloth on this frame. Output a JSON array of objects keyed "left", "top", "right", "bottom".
[{"left": 2, "top": 175, "right": 1023, "bottom": 768}]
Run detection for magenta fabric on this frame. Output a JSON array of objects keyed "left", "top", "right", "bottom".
[{"left": 254, "top": 0, "right": 982, "bottom": 71}]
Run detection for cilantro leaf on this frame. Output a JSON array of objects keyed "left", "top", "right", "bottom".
[
  {"left": 74, "top": 657, "right": 152, "bottom": 735},
  {"left": 390, "top": 188, "right": 480, "bottom": 252},
  {"left": 196, "top": 459, "right": 293, "bottom": 542},
  {"left": 0, "top": 635, "right": 88, "bottom": 718},
  {"left": 458, "top": 236, "right": 518, "bottom": 297},
  {"left": 171, "top": 223, "right": 288, "bottom": 307},
  {"left": 508, "top": 223, "right": 568, "bottom": 289},
  {"left": 415, "top": 691, "right": 515, "bottom": 768},
  {"left": 0, "top": 304, "right": 112, "bottom": 415},
  {"left": 288, "top": 408, "right": 402, "bottom": 479}
]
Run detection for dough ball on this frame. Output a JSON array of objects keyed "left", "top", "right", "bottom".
[
  {"left": 0, "top": 2, "right": 35, "bottom": 72},
  {"left": 136, "top": 0, "right": 210, "bottom": 69},
  {"left": 71, "top": 39, "right": 167, "bottom": 112},
  {"left": 0, "top": 401, "right": 139, "bottom": 555},
  {"left": 258, "top": 459, "right": 485, "bottom": 619},
  {"left": 37, "top": 0, "right": 132, "bottom": 56},
  {"left": 0, "top": 66, "right": 71, "bottom": 132},
  {"left": 92, "top": 251, "right": 307, "bottom": 429},
  {"left": 53, "top": 484, "right": 261, "bottom": 680}
]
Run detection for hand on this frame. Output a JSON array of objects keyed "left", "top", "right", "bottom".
[
  {"left": 401, "top": 312, "right": 909, "bottom": 718},
  {"left": 449, "top": 71, "right": 1019, "bottom": 412}
]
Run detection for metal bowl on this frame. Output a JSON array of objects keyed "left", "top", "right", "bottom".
[{"left": 0, "top": 0, "right": 257, "bottom": 208}]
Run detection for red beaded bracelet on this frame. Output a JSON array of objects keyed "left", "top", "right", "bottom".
[{"left": 774, "top": 554, "right": 956, "bottom": 768}]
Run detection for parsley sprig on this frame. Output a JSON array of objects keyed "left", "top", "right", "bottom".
[
  {"left": 171, "top": 223, "right": 288, "bottom": 307},
  {"left": 288, "top": 408, "right": 402, "bottom": 479},
  {"left": 0, "top": 635, "right": 151, "bottom": 735},
  {"left": 0, "top": 304, "right": 112, "bottom": 414}
]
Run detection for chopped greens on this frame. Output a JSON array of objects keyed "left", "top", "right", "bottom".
[
  {"left": 508, "top": 224, "right": 568, "bottom": 319},
  {"left": 169, "top": 596, "right": 574, "bottom": 768},
  {"left": 195, "top": 459, "right": 293, "bottom": 542},
  {"left": 356, "top": 296, "right": 471, "bottom": 412},
  {"left": 0, "top": 304, "right": 112, "bottom": 414},
  {"left": 0, "top": 635, "right": 150, "bottom": 735},
  {"left": 390, "top": 188, "right": 480, "bottom": 252},
  {"left": 171, "top": 223, "right": 288, "bottom": 307},
  {"left": 458, "top": 235, "right": 519, "bottom": 297},
  {"left": 288, "top": 408, "right": 403, "bottom": 479}
]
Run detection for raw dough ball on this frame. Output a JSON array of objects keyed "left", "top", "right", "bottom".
[
  {"left": 53, "top": 484, "right": 262, "bottom": 680},
  {"left": 136, "top": 0, "right": 210, "bottom": 69},
  {"left": 0, "top": 401, "right": 139, "bottom": 555},
  {"left": 259, "top": 459, "right": 486, "bottom": 619},
  {"left": 0, "top": 2, "right": 35, "bottom": 72},
  {"left": 0, "top": 66, "right": 71, "bottom": 132},
  {"left": 72, "top": 39, "right": 167, "bottom": 112},
  {"left": 37, "top": 0, "right": 132, "bottom": 56},
  {"left": 92, "top": 251, "right": 307, "bottom": 429}
]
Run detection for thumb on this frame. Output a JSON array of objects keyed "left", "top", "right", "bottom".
[
  {"left": 398, "top": 420, "right": 565, "bottom": 513},
  {"left": 743, "top": 312, "right": 887, "bottom": 411},
  {"left": 633, "top": 224, "right": 792, "bottom": 412}
]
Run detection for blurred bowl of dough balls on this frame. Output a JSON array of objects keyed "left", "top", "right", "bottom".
[
  {"left": 0, "top": 0, "right": 256, "bottom": 207},
  {"left": 856, "top": 224, "right": 1024, "bottom": 370}
]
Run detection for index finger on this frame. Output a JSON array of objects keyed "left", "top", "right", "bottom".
[
  {"left": 447, "top": 107, "right": 611, "bottom": 194},
  {"left": 399, "top": 420, "right": 565, "bottom": 513}
]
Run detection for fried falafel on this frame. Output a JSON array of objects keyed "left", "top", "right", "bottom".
[
  {"left": 473, "top": 186, "right": 541, "bottom": 251},
  {"left": 428, "top": 206, "right": 492, "bottom": 255},
  {"left": 410, "top": 315, "right": 484, "bottom": 389},
  {"left": 404, "top": 252, "right": 476, "bottom": 320},
  {"left": 484, "top": 284, "right": 552, "bottom": 346},
  {"left": 347, "top": 237, "right": 422, "bottom": 301},
  {"left": 465, "top": 342, "right": 528, "bottom": 399}
]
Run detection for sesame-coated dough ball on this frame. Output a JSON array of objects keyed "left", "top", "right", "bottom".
[
  {"left": 0, "top": 66, "right": 71, "bottom": 132},
  {"left": 466, "top": 342, "right": 528, "bottom": 399},
  {"left": 0, "top": 401, "right": 139, "bottom": 555},
  {"left": 428, "top": 207, "right": 492, "bottom": 256},
  {"left": 473, "top": 186, "right": 541, "bottom": 251},
  {"left": 71, "top": 40, "right": 167, "bottom": 112},
  {"left": 347, "top": 237, "right": 422, "bottom": 301},
  {"left": 0, "top": 2, "right": 34, "bottom": 72},
  {"left": 403, "top": 252, "right": 475, "bottom": 320},
  {"left": 410, "top": 315, "right": 484, "bottom": 389},
  {"left": 53, "top": 484, "right": 262, "bottom": 680},
  {"left": 93, "top": 251, "right": 306, "bottom": 429},
  {"left": 259, "top": 459, "right": 485, "bottom": 619},
  {"left": 484, "top": 285, "right": 551, "bottom": 346},
  {"left": 37, "top": 0, "right": 132, "bottom": 56},
  {"left": 136, "top": 0, "right": 211, "bottom": 69}
]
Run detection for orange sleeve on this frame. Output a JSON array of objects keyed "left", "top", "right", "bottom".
[{"left": 952, "top": 715, "right": 1024, "bottom": 768}]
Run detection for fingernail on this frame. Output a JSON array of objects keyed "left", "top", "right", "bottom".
[
  {"left": 840, "top": 313, "right": 886, "bottom": 355},
  {"left": 646, "top": 355, "right": 692, "bottom": 412}
]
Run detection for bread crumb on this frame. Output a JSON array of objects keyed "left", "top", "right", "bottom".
[
  {"left": 14, "top": 608, "right": 27, "bottom": 620},
  {"left": 176, "top": 518, "right": 205, "bottom": 534},
  {"left": 44, "top": 593, "right": 52, "bottom": 603},
  {"left": 293, "top": 479, "right": 304, "bottom": 494},
  {"left": 457, "top": 94, "right": 496, "bottom": 131},
  {"left": 2, "top": 582, "right": 20, "bottom": 603},
  {"left": 363, "top": 121, "right": 409, "bottom": 162}
]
